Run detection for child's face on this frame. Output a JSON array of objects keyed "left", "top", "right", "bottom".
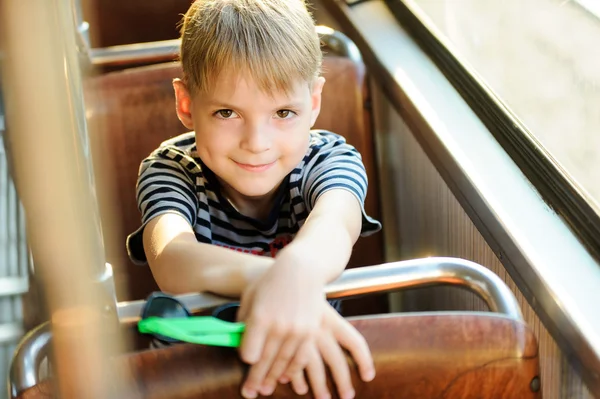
[{"left": 174, "top": 71, "right": 325, "bottom": 201}]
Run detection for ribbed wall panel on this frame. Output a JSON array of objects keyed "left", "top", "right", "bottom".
[{"left": 371, "top": 81, "right": 594, "bottom": 399}]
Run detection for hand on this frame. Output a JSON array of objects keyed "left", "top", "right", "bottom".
[
  {"left": 237, "top": 256, "right": 325, "bottom": 399},
  {"left": 276, "top": 303, "right": 375, "bottom": 399}
]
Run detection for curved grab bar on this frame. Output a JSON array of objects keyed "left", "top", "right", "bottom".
[
  {"left": 316, "top": 25, "right": 364, "bottom": 66},
  {"left": 9, "top": 257, "right": 522, "bottom": 398},
  {"left": 117, "top": 257, "right": 521, "bottom": 323},
  {"left": 8, "top": 322, "right": 51, "bottom": 399},
  {"left": 326, "top": 257, "right": 522, "bottom": 320},
  {"left": 86, "top": 26, "right": 360, "bottom": 67},
  {"left": 88, "top": 39, "right": 180, "bottom": 67}
]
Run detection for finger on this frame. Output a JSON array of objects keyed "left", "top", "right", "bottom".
[
  {"left": 241, "top": 333, "right": 284, "bottom": 398},
  {"left": 306, "top": 345, "right": 330, "bottom": 399},
  {"left": 329, "top": 315, "right": 375, "bottom": 382},
  {"left": 259, "top": 337, "right": 303, "bottom": 396},
  {"left": 239, "top": 314, "right": 269, "bottom": 365},
  {"left": 281, "top": 339, "right": 312, "bottom": 382},
  {"left": 318, "top": 332, "right": 354, "bottom": 399},
  {"left": 290, "top": 371, "right": 309, "bottom": 396}
]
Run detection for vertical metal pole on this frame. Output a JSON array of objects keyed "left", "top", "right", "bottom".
[
  {"left": 72, "top": 0, "right": 91, "bottom": 48},
  {"left": 0, "top": 0, "right": 127, "bottom": 397}
]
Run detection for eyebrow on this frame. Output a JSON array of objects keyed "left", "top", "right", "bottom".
[{"left": 207, "top": 100, "right": 305, "bottom": 110}]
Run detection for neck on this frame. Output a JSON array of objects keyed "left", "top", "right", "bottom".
[{"left": 218, "top": 180, "right": 283, "bottom": 221}]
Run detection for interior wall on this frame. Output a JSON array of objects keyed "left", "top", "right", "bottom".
[{"left": 368, "top": 76, "right": 594, "bottom": 398}]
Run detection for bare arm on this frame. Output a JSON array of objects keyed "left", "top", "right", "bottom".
[
  {"left": 142, "top": 213, "right": 274, "bottom": 297},
  {"left": 238, "top": 189, "right": 367, "bottom": 398},
  {"left": 274, "top": 189, "right": 363, "bottom": 286}
]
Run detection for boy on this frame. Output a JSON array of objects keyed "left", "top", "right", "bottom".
[{"left": 126, "top": 0, "right": 382, "bottom": 398}]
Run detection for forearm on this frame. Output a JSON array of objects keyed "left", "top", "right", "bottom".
[
  {"left": 276, "top": 214, "right": 356, "bottom": 287},
  {"left": 274, "top": 190, "right": 363, "bottom": 286},
  {"left": 149, "top": 235, "right": 274, "bottom": 297}
]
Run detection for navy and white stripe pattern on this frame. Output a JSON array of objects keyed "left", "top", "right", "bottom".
[{"left": 126, "top": 130, "right": 381, "bottom": 264}]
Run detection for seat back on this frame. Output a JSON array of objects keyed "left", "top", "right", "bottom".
[
  {"left": 83, "top": 0, "right": 193, "bottom": 47},
  {"left": 85, "top": 57, "right": 384, "bottom": 310},
  {"left": 16, "top": 313, "right": 541, "bottom": 399}
]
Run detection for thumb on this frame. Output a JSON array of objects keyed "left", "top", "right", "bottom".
[{"left": 237, "top": 288, "right": 255, "bottom": 322}]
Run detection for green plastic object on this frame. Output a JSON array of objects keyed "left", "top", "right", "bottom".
[{"left": 138, "top": 316, "right": 246, "bottom": 348}]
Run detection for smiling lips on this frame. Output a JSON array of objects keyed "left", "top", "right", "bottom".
[{"left": 234, "top": 160, "right": 276, "bottom": 172}]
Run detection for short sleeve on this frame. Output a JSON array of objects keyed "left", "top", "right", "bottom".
[
  {"left": 126, "top": 148, "right": 199, "bottom": 264},
  {"left": 302, "top": 131, "right": 382, "bottom": 236}
]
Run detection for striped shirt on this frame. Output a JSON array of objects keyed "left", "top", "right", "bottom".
[{"left": 126, "top": 130, "right": 381, "bottom": 264}]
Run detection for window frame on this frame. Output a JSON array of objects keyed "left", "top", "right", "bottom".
[
  {"left": 384, "top": 0, "right": 600, "bottom": 263},
  {"left": 575, "top": 0, "right": 600, "bottom": 19}
]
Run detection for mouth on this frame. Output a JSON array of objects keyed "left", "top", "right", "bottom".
[{"left": 233, "top": 160, "right": 276, "bottom": 172}]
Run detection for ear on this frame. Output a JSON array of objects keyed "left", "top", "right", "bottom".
[
  {"left": 309, "top": 76, "right": 326, "bottom": 127},
  {"left": 173, "top": 78, "right": 195, "bottom": 130}
]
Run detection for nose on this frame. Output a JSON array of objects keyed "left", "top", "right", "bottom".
[{"left": 239, "top": 121, "right": 271, "bottom": 154}]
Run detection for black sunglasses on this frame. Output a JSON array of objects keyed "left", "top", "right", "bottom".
[{"left": 140, "top": 291, "right": 241, "bottom": 345}]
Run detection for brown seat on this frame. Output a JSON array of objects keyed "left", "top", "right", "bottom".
[
  {"left": 84, "top": 56, "right": 385, "bottom": 315},
  {"left": 16, "top": 313, "right": 541, "bottom": 399}
]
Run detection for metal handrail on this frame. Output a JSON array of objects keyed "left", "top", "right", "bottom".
[
  {"left": 85, "top": 26, "right": 362, "bottom": 68},
  {"left": 117, "top": 257, "right": 522, "bottom": 323},
  {"left": 8, "top": 323, "right": 51, "bottom": 399},
  {"left": 88, "top": 39, "right": 180, "bottom": 67},
  {"left": 9, "top": 257, "right": 522, "bottom": 398},
  {"left": 327, "top": 257, "right": 521, "bottom": 319}
]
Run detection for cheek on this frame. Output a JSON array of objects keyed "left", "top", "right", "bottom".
[
  {"left": 194, "top": 131, "right": 232, "bottom": 160},
  {"left": 194, "top": 119, "right": 237, "bottom": 153},
  {"left": 276, "top": 127, "right": 310, "bottom": 159}
]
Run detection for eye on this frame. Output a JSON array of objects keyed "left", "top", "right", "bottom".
[
  {"left": 214, "top": 109, "right": 238, "bottom": 119},
  {"left": 275, "top": 109, "right": 296, "bottom": 119}
]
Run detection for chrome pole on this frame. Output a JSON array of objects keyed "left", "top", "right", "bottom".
[
  {"left": 8, "top": 323, "right": 51, "bottom": 399},
  {"left": 89, "top": 39, "right": 181, "bottom": 67},
  {"left": 325, "top": 257, "right": 522, "bottom": 320},
  {"left": 1, "top": 0, "right": 125, "bottom": 397},
  {"left": 116, "top": 257, "right": 523, "bottom": 324},
  {"left": 72, "top": 0, "right": 90, "bottom": 46}
]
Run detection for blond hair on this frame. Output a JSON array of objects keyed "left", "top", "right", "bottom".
[{"left": 179, "top": 0, "right": 322, "bottom": 95}]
